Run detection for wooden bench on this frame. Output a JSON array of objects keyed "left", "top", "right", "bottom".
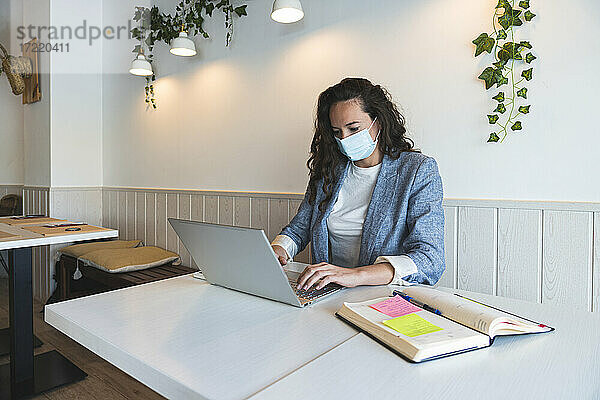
[{"left": 55, "top": 253, "right": 196, "bottom": 301}]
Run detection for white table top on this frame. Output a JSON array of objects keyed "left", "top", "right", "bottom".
[
  {"left": 0, "top": 222, "right": 118, "bottom": 250},
  {"left": 251, "top": 290, "right": 600, "bottom": 400},
  {"left": 45, "top": 275, "right": 397, "bottom": 400}
]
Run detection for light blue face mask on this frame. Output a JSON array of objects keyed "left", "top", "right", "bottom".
[{"left": 334, "top": 117, "right": 380, "bottom": 161}]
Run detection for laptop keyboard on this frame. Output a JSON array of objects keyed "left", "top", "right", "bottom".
[{"left": 288, "top": 279, "right": 341, "bottom": 300}]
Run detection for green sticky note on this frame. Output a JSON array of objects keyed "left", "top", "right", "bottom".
[{"left": 383, "top": 314, "right": 443, "bottom": 337}]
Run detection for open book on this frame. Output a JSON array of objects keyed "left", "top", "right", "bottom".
[{"left": 336, "top": 286, "right": 553, "bottom": 362}]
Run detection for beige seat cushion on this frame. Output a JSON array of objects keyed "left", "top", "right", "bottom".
[
  {"left": 59, "top": 239, "right": 142, "bottom": 258},
  {"left": 79, "top": 246, "right": 180, "bottom": 273}
]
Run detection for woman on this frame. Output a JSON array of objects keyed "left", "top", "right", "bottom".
[{"left": 271, "top": 77, "right": 445, "bottom": 292}]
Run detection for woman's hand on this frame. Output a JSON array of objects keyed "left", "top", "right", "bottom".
[
  {"left": 271, "top": 245, "right": 289, "bottom": 266},
  {"left": 297, "top": 263, "right": 364, "bottom": 290},
  {"left": 297, "top": 262, "right": 396, "bottom": 290}
]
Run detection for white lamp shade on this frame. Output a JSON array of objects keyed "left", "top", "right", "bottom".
[
  {"left": 170, "top": 31, "right": 197, "bottom": 57},
  {"left": 271, "top": 0, "right": 304, "bottom": 23},
  {"left": 129, "top": 54, "right": 153, "bottom": 76}
]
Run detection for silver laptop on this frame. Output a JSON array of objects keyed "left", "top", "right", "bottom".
[{"left": 168, "top": 218, "right": 343, "bottom": 307}]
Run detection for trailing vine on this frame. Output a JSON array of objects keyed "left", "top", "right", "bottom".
[
  {"left": 130, "top": 1, "right": 248, "bottom": 109},
  {"left": 473, "top": 0, "right": 536, "bottom": 143}
]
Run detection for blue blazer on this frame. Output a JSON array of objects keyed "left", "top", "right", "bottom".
[{"left": 279, "top": 151, "right": 445, "bottom": 285}]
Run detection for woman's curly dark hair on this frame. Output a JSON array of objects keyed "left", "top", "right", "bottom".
[{"left": 307, "top": 77, "right": 418, "bottom": 211}]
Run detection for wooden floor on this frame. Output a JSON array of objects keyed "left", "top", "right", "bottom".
[{"left": 0, "top": 278, "right": 165, "bottom": 399}]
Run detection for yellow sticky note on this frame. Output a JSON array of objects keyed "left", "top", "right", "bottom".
[{"left": 383, "top": 314, "right": 443, "bottom": 337}]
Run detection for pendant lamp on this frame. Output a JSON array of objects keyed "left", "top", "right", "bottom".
[
  {"left": 271, "top": 0, "right": 304, "bottom": 23},
  {"left": 129, "top": 53, "right": 153, "bottom": 76},
  {"left": 170, "top": 25, "right": 197, "bottom": 57}
]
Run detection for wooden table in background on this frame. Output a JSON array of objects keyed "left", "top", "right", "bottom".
[{"left": 0, "top": 221, "right": 118, "bottom": 399}]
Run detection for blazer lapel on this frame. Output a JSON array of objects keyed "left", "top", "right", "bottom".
[{"left": 358, "top": 153, "right": 399, "bottom": 265}]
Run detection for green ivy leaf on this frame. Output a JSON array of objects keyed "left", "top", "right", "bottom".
[
  {"left": 492, "top": 92, "right": 505, "bottom": 102},
  {"left": 511, "top": 121, "right": 523, "bottom": 130},
  {"left": 517, "top": 87, "right": 528, "bottom": 98},
  {"left": 473, "top": 33, "right": 495, "bottom": 56},
  {"left": 234, "top": 5, "right": 248, "bottom": 17},
  {"left": 132, "top": 44, "right": 141, "bottom": 54},
  {"left": 496, "top": 0, "right": 511, "bottom": 9},
  {"left": 519, "top": 41, "right": 532, "bottom": 49},
  {"left": 498, "top": 42, "right": 523, "bottom": 61},
  {"left": 493, "top": 60, "right": 507, "bottom": 69},
  {"left": 521, "top": 68, "right": 533, "bottom": 81},
  {"left": 525, "top": 52, "right": 537, "bottom": 63},
  {"left": 497, "top": 29, "right": 507, "bottom": 40},
  {"left": 488, "top": 132, "right": 500, "bottom": 142},
  {"left": 498, "top": 8, "right": 523, "bottom": 30},
  {"left": 524, "top": 10, "right": 536, "bottom": 21},
  {"left": 519, "top": 0, "right": 530, "bottom": 9},
  {"left": 519, "top": 105, "right": 531, "bottom": 114},
  {"left": 495, "top": 103, "right": 507, "bottom": 114},
  {"left": 478, "top": 67, "right": 497, "bottom": 90},
  {"left": 488, "top": 114, "right": 500, "bottom": 124},
  {"left": 496, "top": 74, "right": 509, "bottom": 87}
]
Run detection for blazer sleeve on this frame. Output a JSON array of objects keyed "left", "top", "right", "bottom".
[
  {"left": 388, "top": 157, "right": 446, "bottom": 285},
  {"left": 276, "top": 184, "right": 314, "bottom": 257}
]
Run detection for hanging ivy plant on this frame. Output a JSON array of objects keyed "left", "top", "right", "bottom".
[
  {"left": 473, "top": 0, "right": 536, "bottom": 143},
  {"left": 130, "top": 1, "right": 248, "bottom": 109}
]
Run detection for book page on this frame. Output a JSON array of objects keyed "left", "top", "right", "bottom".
[
  {"left": 402, "top": 286, "right": 504, "bottom": 335},
  {"left": 401, "top": 286, "right": 549, "bottom": 337},
  {"left": 346, "top": 298, "right": 488, "bottom": 348}
]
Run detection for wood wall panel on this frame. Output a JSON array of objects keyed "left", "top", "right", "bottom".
[
  {"left": 497, "top": 209, "right": 542, "bottom": 302},
  {"left": 191, "top": 195, "right": 204, "bottom": 222},
  {"left": 118, "top": 191, "right": 126, "bottom": 239},
  {"left": 145, "top": 193, "right": 156, "bottom": 246},
  {"left": 136, "top": 192, "right": 145, "bottom": 243},
  {"left": 457, "top": 207, "right": 497, "bottom": 295},
  {"left": 218, "top": 196, "right": 234, "bottom": 225},
  {"left": 542, "top": 211, "right": 592, "bottom": 311},
  {"left": 593, "top": 212, "right": 600, "bottom": 312},
  {"left": 234, "top": 197, "right": 251, "bottom": 228},
  {"left": 156, "top": 193, "right": 167, "bottom": 250},
  {"left": 166, "top": 193, "right": 178, "bottom": 255},
  {"left": 178, "top": 194, "right": 192, "bottom": 267},
  {"left": 268, "top": 199, "right": 289, "bottom": 242},
  {"left": 250, "top": 197, "right": 269, "bottom": 235},
  {"left": 126, "top": 192, "right": 135, "bottom": 241},
  {"left": 205, "top": 196, "right": 218, "bottom": 224},
  {"left": 437, "top": 206, "right": 457, "bottom": 289}
]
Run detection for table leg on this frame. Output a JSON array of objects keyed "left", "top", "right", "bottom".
[{"left": 0, "top": 248, "right": 87, "bottom": 398}]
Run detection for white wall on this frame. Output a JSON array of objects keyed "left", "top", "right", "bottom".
[
  {"left": 22, "top": 0, "right": 50, "bottom": 187},
  {"left": 49, "top": 0, "right": 103, "bottom": 188},
  {"left": 96, "top": 0, "right": 598, "bottom": 201},
  {"left": 0, "top": 0, "right": 24, "bottom": 185}
]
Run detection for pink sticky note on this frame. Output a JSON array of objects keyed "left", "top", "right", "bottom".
[{"left": 369, "top": 295, "right": 421, "bottom": 318}]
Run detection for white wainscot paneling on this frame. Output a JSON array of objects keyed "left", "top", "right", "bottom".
[
  {"left": 457, "top": 207, "right": 497, "bottom": 295},
  {"left": 542, "top": 210, "right": 593, "bottom": 311}
]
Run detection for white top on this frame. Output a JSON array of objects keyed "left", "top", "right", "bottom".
[
  {"left": 272, "top": 162, "right": 417, "bottom": 285},
  {"left": 327, "top": 161, "right": 381, "bottom": 267}
]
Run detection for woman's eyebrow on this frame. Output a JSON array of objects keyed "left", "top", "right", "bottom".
[{"left": 345, "top": 121, "right": 360, "bottom": 126}]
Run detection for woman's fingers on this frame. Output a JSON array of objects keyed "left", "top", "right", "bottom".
[
  {"left": 315, "top": 275, "right": 336, "bottom": 290},
  {"left": 297, "top": 263, "right": 332, "bottom": 290},
  {"left": 278, "top": 255, "right": 287, "bottom": 266},
  {"left": 301, "top": 269, "right": 334, "bottom": 291}
]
